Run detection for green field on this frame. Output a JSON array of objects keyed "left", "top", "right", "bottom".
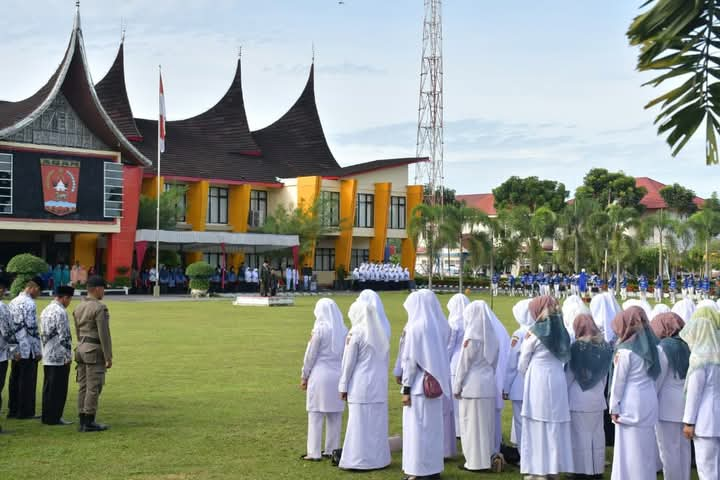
[{"left": 0, "top": 292, "right": 692, "bottom": 479}]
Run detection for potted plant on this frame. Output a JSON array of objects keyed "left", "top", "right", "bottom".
[
  {"left": 6, "top": 253, "right": 49, "bottom": 297},
  {"left": 185, "top": 261, "right": 214, "bottom": 297}
]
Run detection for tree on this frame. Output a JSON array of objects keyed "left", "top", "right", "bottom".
[
  {"left": 423, "top": 185, "right": 458, "bottom": 206},
  {"left": 606, "top": 205, "right": 641, "bottom": 286},
  {"left": 137, "top": 187, "right": 187, "bottom": 230},
  {"left": 575, "top": 168, "right": 647, "bottom": 212},
  {"left": 641, "top": 209, "right": 675, "bottom": 277},
  {"left": 688, "top": 193, "right": 720, "bottom": 276},
  {"left": 492, "top": 176, "right": 568, "bottom": 213},
  {"left": 438, "top": 203, "right": 486, "bottom": 292},
  {"left": 628, "top": 1, "right": 720, "bottom": 165},
  {"left": 408, "top": 203, "right": 444, "bottom": 289},
  {"left": 6, "top": 253, "right": 49, "bottom": 297},
  {"left": 659, "top": 183, "right": 699, "bottom": 216},
  {"left": 528, "top": 206, "right": 558, "bottom": 270},
  {"left": 558, "top": 196, "right": 601, "bottom": 271},
  {"left": 261, "top": 198, "right": 338, "bottom": 267}
]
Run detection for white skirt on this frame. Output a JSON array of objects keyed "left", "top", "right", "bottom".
[
  {"left": 569, "top": 410, "right": 605, "bottom": 475},
  {"left": 611, "top": 423, "right": 657, "bottom": 480},
  {"left": 694, "top": 436, "right": 720, "bottom": 480},
  {"left": 402, "top": 395, "right": 444, "bottom": 477},
  {"left": 656, "top": 421, "right": 691, "bottom": 480},
  {"left": 339, "top": 402, "right": 391, "bottom": 470},
  {"left": 442, "top": 393, "right": 457, "bottom": 458},
  {"left": 459, "top": 398, "right": 495, "bottom": 470},
  {"left": 520, "top": 417, "right": 574, "bottom": 475}
]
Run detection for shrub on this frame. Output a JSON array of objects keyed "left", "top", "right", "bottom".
[
  {"left": 113, "top": 276, "right": 131, "bottom": 288},
  {"left": 6, "top": 253, "right": 49, "bottom": 297},
  {"left": 116, "top": 265, "right": 130, "bottom": 276},
  {"left": 189, "top": 278, "right": 210, "bottom": 291},
  {"left": 186, "top": 261, "right": 214, "bottom": 291}
]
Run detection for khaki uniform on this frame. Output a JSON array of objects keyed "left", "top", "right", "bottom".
[{"left": 73, "top": 297, "right": 112, "bottom": 415}]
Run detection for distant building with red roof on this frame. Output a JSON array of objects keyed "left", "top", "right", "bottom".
[
  {"left": 635, "top": 177, "right": 705, "bottom": 211},
  {"left": 457, "top": 193, "right": 496, "bottom": 216}
]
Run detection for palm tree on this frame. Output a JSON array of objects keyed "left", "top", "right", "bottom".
[
  {"left": 438, "top": 203, "right": 485, "bottom": 292},
  {"left": 607, "top": 205, "right": 641, "bottom": 289},
  {"left": 529, "top": 206, "right": 558, "bottom": 271},
  {"left": 560, "top": 196, "right": 601, "bottom": 271},
  {"left": 688, "top": 194, "right": 720, "bottom": 277},
  {"left": 408, "top": 203, "right": 444, "bottom": 290},
  {"left": 641, "top": 209, "right": 675, "bottom": 278}
]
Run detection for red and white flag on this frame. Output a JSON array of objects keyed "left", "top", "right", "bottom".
[{"left": 159, "top": 71, "right": 166, "bottom": 153}]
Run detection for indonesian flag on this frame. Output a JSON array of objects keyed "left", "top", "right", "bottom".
[{"left": 159, "top": 72, "right": 166, "bottom": 153}]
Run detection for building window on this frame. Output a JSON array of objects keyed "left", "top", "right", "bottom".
[
  {"left": 0, "top": 153, "right": 12, "bottom": 214},
  {"left": 389, "top": 196, "right": 406, "bottom": 229},
  {"left": 320, "top": 191, "right": 340, "bottom": 227},
  {"left": 164, "top": 182, "right": 187, "bottom": 223},
  {"left": 207, "top": 186, "right": 228, "bottom": 224},
  {"left": 249, "top": 190, "right": 267, "bottom": 228},
  {"left": 314, "top": 248, "right": 335, "bottom": 271},
  {"left": 355, "top": 193, "right": 374, "bottom": 228},
  {"left": 351, "top": 249, "right": 369, "bottom": 269},
  {"left": 103, "top": 162, "right": 123, "bottom": 218}
]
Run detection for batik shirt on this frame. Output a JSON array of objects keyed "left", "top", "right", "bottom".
[
  {"left": 40, "top": 300, "right": 72, "bottom": 366},
  {"left": 0, "top": 301, "right": 18, "bottom": 362},
  {"left": 9, "top": 292, "right": 41, "bottom": 359}
]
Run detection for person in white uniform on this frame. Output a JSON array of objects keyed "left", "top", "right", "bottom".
[
  {"left": 484, "top": 301, "right": 510, "bottom": 455},
  {"left": 400, "top": 290, "right": 450, "bottom": 480},
  {"left": 357, "top": 290, "right": 391, "bottom": 342},
  {"left": 338, "top": 300, "right": 391, "bottom": 470},
  {"left": 622, "top": 298, "right": 652, "bottom": 319},
  {"left": 453, "top": 300, "right": 501, "bottom": 472},
  {"left": 503, "top": 298, "right": 533, "bottom": 449},
  {"left": 651, "top": 312, "right": 691, "bottom": 480},
  {"left": 650, "top": 303, "right": 671, "bottom": 321},
  {"left": 672, "top": 298, "right": 696, "bottom": 323},
  {"left": 697, "top": 298, "right": 719, "bottom": 311},
  {"left": 566, "top": 313, "right": 612, "bottom": 478},
  {"left": 609, "top": 306, "right": 660, "bottom": 480},
  {"left": 518, "top": 295, "right": 574, "bottom": 478},
  {"left": 680, "top": 306, "right": 720, "bottom": 480},
  {"left": 447, "top": 293, "right": 470, "bottom": 437},
  {"left": 590, "top": 292, "right": 622, "bottom": 344},
  {"left": 300, "top": 299, "right": 347, "bottom": 461},
  {"left": 562, "top": 294, "right": 590, "bottom": 340}
]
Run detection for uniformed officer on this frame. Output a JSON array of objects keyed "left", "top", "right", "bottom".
[{"left": 73, "top": 276, "right": 112, "bottom": 432}]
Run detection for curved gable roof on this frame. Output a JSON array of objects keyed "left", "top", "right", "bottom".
[
  {"left": 252, "top": 64, "right": 339, "bottom": 176},
  {"left": 95, "top": 43, "right": 143, "bottom": 142}
]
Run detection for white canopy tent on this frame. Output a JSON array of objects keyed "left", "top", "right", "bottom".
[{"left": 134, "top": 229, "right": 299, "bottom": 254}]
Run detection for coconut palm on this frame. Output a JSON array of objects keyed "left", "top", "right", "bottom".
[
  {"left": 408, "top": 203, "right": 444, "bottom": 289},
  {"left": 641, "top": 209, "right": 675, "bottom": 278},
  {"left": 559, "top": 196, "right": 601, "bottom": 271},
  {"left": 688, "top": 194, "right": 720, "bottom": 277},
  {"left": 438, "top": 203, "right": 485, "bottom": 292}
]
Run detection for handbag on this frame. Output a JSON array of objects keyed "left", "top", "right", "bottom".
[{"left": 422, "top": 371, "right": 443, "bottom": 398}]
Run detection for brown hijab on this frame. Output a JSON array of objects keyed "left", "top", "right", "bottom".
[
  {"left": 573, "top": 313, "right": 602, "bottom": 340},
  {"left": 529, "top": 295, "right": 560, "bottom": 322},
  {"left": 612, "top": 306, "right": 648, "bottom": 343},
  {"left": 651, "top": 312, "right": 685, "bottom": 339}
]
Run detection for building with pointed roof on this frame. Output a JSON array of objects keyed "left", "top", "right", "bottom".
[{"left": 0, "top": 9, "right": 425, "bottom": 284}]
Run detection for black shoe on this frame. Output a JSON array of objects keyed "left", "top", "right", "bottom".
[
  {"left": 45, "top": 418, "right": 73, "bottom": 426},
  {"left": 83, "top": 414, "right": 108, "bottom": 432},
  {"left": 78, "top": 413, "right": 87, "bottom": 432}
]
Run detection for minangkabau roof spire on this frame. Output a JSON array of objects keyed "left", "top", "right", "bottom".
[{"left": 74, "top": 0, "right": 81, "bottom": 30}]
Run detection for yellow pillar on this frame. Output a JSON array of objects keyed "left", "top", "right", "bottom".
[
  {"left": 71, "top": 233, "right": 97, "bottom": 268},
  {"left": 334, "top": 179, "right": 357, "bottom": 273},
  {"left": 141, "top": 176, "right": 164, "bottom": 198},
  {"left": 228, "top": 184, "right": 252, "bottom": 269},
  {"left": 401, "top": 185, "right": 424, "bottom": 278},
  {"left": 296, "top": 176, "right": 322, "bottom": 268},
  {"left": 369, "top": 182, "right": 391, "bottom": 262},
  {"left": 184, "top": 180, "right": 209, "bottom": 264}
]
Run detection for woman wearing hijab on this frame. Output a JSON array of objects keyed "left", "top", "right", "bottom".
[
  {"left": 447, "top": 293, "right": 470, "bottom": 436},
  {"left": 357, "top": 289, "right": 391, "bottom": 340},
  {"left": 300, "top": 299, "right": 347, "bottom": 461},
  {"left": 590, "top": 292, "right": 622, "bottom": 344},
  {"left": 566, "top": 313, "right": 613, "bottom": 478},
  {"left": 453, "top": 300, "right": 500, "bottom": 472},
  {"left": 400, "top": 290, "right": 451, "bottom": 480},
  {"left": 518, "top": 295, "right": 574, "bottom": 478},
  {"left": 504, "top": 298, "right": 533, "bottom": 448},
  {"left": 484, "top": 300, "right": 510, "bottom": 455},
  {"left": 651, "top": 312, "right": 691, "bottom": 480},
  {"left": 562, "top": 295, "right": 589, "bottom": 338},
  {"left": 609, "top": 306, "right": 660, "bottom": 479},
  {"left": 622, "top": 298, "right": 652, "bottom": 319},
  {"left": 680, "top": 307, "right": 720, "bottom": 480},
  {"left": 672, "top": 298, "right": 696, "bottom": 323},
  {"left": 697, "top": 298, "right": 719, "bottom": 311},
  {"left": 338, "top": 300, "right": 391, "bottom": 470},
  {"left": 650, "top": 303, "right": 671, "bottom": 321}
]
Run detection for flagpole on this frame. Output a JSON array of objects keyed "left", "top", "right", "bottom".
[{"left": 154, "top": 65, "right": 162, "bottom": 297}]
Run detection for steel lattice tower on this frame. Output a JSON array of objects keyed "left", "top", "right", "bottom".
[{"left": 414, "top": 0, "right": 444, "bottom": 205}]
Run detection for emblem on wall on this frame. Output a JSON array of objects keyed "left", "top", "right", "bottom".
[{"left": 40, "top": 159, "right": 80, "bottom": 216}]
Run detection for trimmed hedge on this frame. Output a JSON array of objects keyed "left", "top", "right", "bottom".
[
  {"left": 186, "top": 261, "right": 214, "bottom": 291},
  {"left": 6, "top": 253, "right": 49, "bottom": 297}
]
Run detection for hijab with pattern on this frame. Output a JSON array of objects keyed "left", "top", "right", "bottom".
[
  {"left": 612, "top": 306, "right": 660, "bottom": 379},
  {"left": 529, "top": 295, "right": 572, "bottom": 363},
  {"left": 569, "top": 313, "right": 613, "bottom": 391},
  {"left": 680, "top": 306, "right": 720, "bottom": 386},
  {"left": 358, "top": 289, "right": 391, "bottom": 340},
  {"left": 651, "top": 312, "right": 690, "bottom": 379},
  {"left": 313, "top": 298, "right": 348, "bottom": 356}
]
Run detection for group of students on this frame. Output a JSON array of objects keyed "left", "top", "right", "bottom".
[
  {"left": 299, "top": 288, "right": 720, "bottom": 479},
  {"left": 351, "top": 263, "right": 412, "bottom": 291}
]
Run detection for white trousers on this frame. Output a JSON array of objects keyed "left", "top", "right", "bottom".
[
  {"left": 459, "top": 398, "right": 495, "bottom": 470},
  {"left": 656, "top": 421, "right": 690, "bottom": 480},
  {"left": 339, "top": 402, "right": 391, "bottom": 470},
  {"left": 694, "top": 436, "right": 720, "bottom": 480},
  {"left": 510, "top": 400, "right": 522, "bottom": 446},
  {"left": 307, "top": 411, "right": 342, "bottom": 459}
]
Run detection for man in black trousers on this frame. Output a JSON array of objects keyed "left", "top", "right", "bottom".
[{"left": 40, "top": 285, "right": 74, "bottom": 425}]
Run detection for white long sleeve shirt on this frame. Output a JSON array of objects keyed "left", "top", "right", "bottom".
[
  {"left": 453, "top": 338, "right": 498, "bottom": 398},
  {"left": 566, "top": 368, "right": 607, "bottom": 413},
  {"left": 503, "top": 328, "right": 525, "bottom": 401},
  {"left": 519, "top": 335, "right": 571, "bottom": 422},
  {"left": 338, "top": 332, "right": 388, "bottom": 404},
  {"left": 301, "top": 326, "right": 345, "bottom": 413},
  {"left": 655, "top": 346, "right": 686, "bottom": 423},
  {"left": 683, "top": 365, "right": 720, "bottom": 437},
  {"left": 608, "top": 349, "right": 658, "bottom": 427}
]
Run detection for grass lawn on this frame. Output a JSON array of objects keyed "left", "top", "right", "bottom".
[{"left": 0, "top": 292, "right": 695, "bottom": 479}]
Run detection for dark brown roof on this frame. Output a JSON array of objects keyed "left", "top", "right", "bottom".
[
  {"left": 95, "top": 43, "right": 143, "bottom": 142},
  {"left": 322, "top": 157, "right": 427, "bottom": 178},
  {"left": 251, "top": 64, "right": 340, "bottom": 177}
]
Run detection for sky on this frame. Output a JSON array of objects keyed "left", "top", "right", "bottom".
[{"left": 0, "top": 1, "right": 716, "bottom": 197}]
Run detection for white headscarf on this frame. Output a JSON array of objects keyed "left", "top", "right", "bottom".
[
  {"left": 313, "top": 298, "right": 348, "bottom": 355},
  {"left": 672, "top": 298, "right": 696, "bottom": 323},
  {"left": 562, "top": 295, "right": 590, "bottom": 335},
  {"left": 697, "top": 299, "right": 720, "bottom": 311},
  {"left": 349, "top": 300, "right": 389, "bottom": 356},
  {"left": 650, "top": 303, "right": 671, "bottom": 321},
  {"left": 512, "top": 299, "right": 534, "bottom": 334},
  {"left": 467, "top": 300, "right": 510, "bottom": 408},
  {"left": 590, "top": 292, "right": 622, "bottom": 343},
  {"left": 358, "top": 289, "right": 391, "bottom": 340},
  {"left": 463, "top": 301, "right": 500, "bottom": 367},
  {"left": 680, "top": 307, "right": 720, "bottom": 386},
  {"left": 447, "top": 293, "right": 470, "bottom": 331},
  {"left": 623, "top": 298, "right": 652, "bottom": 318},
  {"left": 403, "top": 290, "right": 451, "bottom": 397}
]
